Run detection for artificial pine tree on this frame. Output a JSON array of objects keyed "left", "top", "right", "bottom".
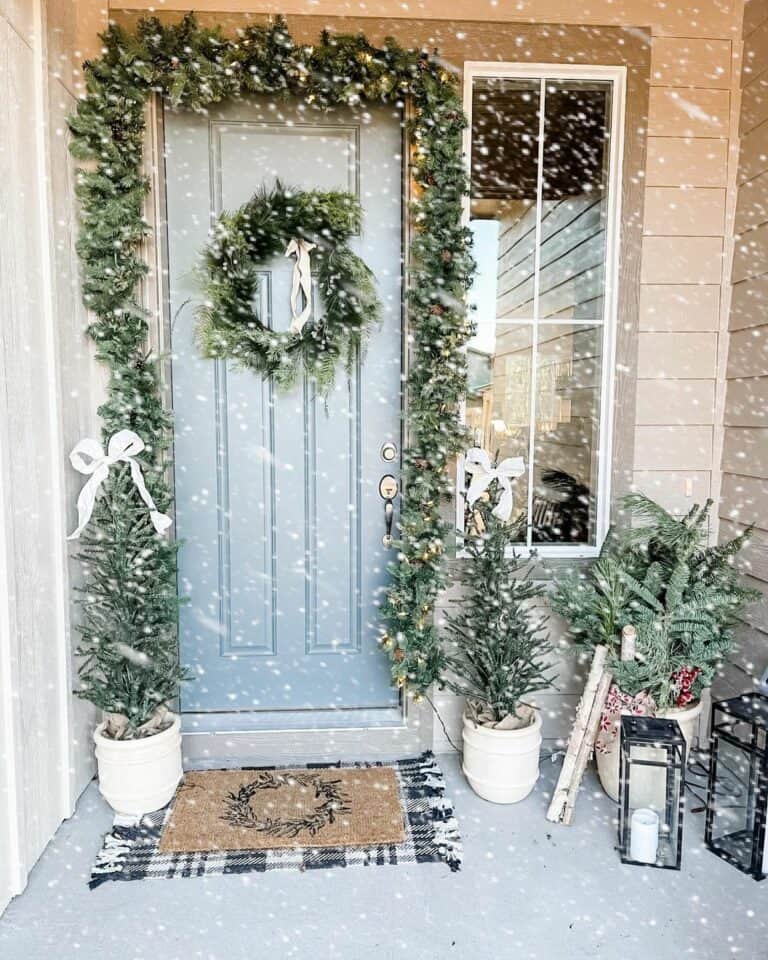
[
  {"left": 74, "top": 467, "right": 187, "bottom": 738},
  {"left": 443, "top": 498, "right": 553, "bottom": 725}
]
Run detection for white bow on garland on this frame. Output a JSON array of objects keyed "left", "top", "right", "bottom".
[
  {"left": 67, "top": 429, "right": 172, "bottom": 540},
  {"left": 285, "top": 237, "right": 317, "bottom": 334},
  {"left": 464, "top": 447, "right": 526, "bottom": 522}
]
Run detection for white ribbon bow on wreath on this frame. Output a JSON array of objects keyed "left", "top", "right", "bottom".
[
  {"left": 67, "top": 429, "right": 172, "bottom": 540},
  {"left": 464, "top": 447, "right": 526, "bottom": 522},
  {"left": 285, "top": 237, "right": 317, "bottom": 335}
]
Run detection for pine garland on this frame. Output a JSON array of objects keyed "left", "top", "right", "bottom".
[
  {"left": 198, "top": 182, "right": 380, "bottom": 393},
  {"left": 69, "top": 14, "right": 474, "bottom": 708}
]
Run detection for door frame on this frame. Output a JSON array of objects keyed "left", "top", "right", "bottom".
[{"left": 141, "top": 94, "right": 433, "bottom": 764}]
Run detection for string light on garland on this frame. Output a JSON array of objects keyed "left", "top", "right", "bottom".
[{"left": 68, "top": 14, "right": 474, "bottom": 700}]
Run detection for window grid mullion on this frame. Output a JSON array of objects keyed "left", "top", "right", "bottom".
[{"left": 525, "top": 78, "right": 547, "bottom": 551}]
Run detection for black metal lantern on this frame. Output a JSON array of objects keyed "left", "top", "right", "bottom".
[
  {"left": 705, "top": 693, "right": 768, "bottom": 881},
  {"left": 618, "top": 716, "right": 686, "bottom": 869}
]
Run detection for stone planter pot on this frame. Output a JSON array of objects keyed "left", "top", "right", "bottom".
[
  {"left": 93, "top": 713, "right": 182, "bottom": 816},
  {"left": 462, "top": 711, "right": 542, "bottom": 804},
  {"left": 595, "top": 699, "right": 702, "bottom": 804}
]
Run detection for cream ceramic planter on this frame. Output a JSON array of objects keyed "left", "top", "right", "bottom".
[
  {"left": 595, "top": 699, "right": 703, "bottom": 804},
  {"left": 462, "top": 711, "right": 542, "bottom": 804},
  {"left": 93, "top": 713, "right": 183, "bottom": 816}
]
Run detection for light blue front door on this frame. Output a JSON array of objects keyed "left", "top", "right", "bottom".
[{"left": 164, "top": 97, "right": 402, "bottom": 723}]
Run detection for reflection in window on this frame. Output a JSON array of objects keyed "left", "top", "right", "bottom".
[{"left": 464, "top": 74, "right": 618, "bottom": 549}]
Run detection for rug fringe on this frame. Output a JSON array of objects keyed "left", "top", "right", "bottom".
[
  {"left": 414, "top": 752, "right": 462, "bottom": 872},
  {"left": 89, "top": 830, "right": 135, "bottom": 888}
]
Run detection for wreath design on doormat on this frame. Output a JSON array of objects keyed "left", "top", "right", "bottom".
[
  {"left": 198, "top": 182, "right": 381, "bottom": 393},
  {"left": 221, "top": 771, "right": 352, "bottom": 839}
]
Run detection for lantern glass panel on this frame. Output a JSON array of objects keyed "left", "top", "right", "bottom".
[
  {"left": 620, "top": 717, "right": 685, "bottom": 870},
  {"left": 625, "top": 745, "right": 683, "bottom": 867},
  {"left": 707, "top": 710, "right": 768, "bottom": 878}
]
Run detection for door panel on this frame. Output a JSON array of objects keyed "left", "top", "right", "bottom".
[{"left": 164, "top": 98, "right": 402, "bottom": 719}]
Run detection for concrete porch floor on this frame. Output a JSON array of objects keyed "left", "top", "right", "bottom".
[{"left": 0, "top": 754, "right": 764, "bottom": 960}]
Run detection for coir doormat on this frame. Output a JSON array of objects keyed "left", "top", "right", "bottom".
[
  {"left": 160, "top": 765, "right": 406, "bottom": 853},
  {"left": 90, "top": 752, "right": 461, "bottom": 887}
]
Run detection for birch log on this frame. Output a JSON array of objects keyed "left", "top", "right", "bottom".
[
  {"left": 560, "top": 667, "right": 613, "bottom": 824},
  {"left": 620, "top": 624, "right": 637, "bottom": 662},
  {"left": 546, "top": 645, "right": 611, "bottom": 824}
]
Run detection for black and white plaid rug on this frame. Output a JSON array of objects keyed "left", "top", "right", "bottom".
[{"left": 90, "top": 751, "right": 461, "bottom": 887}]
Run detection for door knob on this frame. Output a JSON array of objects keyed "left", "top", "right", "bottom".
[{"left": 379, "top": 474, "right": 399, "bottom": 547}]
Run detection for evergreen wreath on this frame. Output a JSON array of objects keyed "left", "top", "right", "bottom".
[
  {"left": 68, "top": 14, "right": 474, "bottom": 705},
  {"left": 198, "top": 182, "right": 380, "bottom": 392}
]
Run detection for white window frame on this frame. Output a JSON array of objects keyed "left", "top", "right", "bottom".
[{"left": 457, "top": 62, "right": 627, "bottom": 560}]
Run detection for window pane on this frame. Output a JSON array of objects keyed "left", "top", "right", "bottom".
[
  {"left": 531, "top": 324, "right": 602, "bottom": 545},
  {"left": 469, "top": 78, "right": 540, "bottom": 323},
  {"left": 464, "top": 72, "right": 615, "bottom": 550},
  {"left": 540, "top": 80, "right": 612, "bottom": 323},
  {"left": 466, "top": 322, "right": 531, "bottom": 544}
]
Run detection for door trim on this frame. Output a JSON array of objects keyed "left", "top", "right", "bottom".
[{"left": 142, "top": 94, "right": 432, "bottom": 761}]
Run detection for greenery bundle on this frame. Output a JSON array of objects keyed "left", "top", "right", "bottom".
[
  {"left": 68, "top": 14, "right": 474, "bottom": 709},
  {"left": 551, "top": 494, "right": 758, "bottom": 710},
  {"left": 444, "top": 499, "right": 553, "bottom": 724},
  {"left": 198, "top": 183, "right": 380, "bottom": 393}
]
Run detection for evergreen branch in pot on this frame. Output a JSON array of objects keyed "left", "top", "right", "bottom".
[
  {"left": 551, "top": 494, "right": 757, "bottom": 709},
  {"left": 551, "top": 493, "right": 758, "bottom": 801},
  {"left": 446, "top": 497, "right": 554, "bottom": 803}
]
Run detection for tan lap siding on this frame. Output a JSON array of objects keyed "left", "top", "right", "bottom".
[
  {"left": 718, "top": 0, "right": 768, "bottom": 698},
  {"left": 633, "top": 33, "right": 735, "bottom": 516}
]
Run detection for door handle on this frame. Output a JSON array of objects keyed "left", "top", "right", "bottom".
[
  {"left": 384, "top": 499, "right": 394, "bottom": 546},
  {"left": 379, "top": 474, "right": 399, "bottom": 547}
]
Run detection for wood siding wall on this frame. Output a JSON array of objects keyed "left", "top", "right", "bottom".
[
  {"left": 635, "top": 33, "right": 736, "bottom": 517},
  {"left": 717, "top": 0, "right": 768, "bottom": 700}
]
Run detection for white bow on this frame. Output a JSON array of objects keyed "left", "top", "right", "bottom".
[
  {"left": 67, "top": 429, "right": 172, "bottom": 540},
  {"left": 285, "top": 237, "right": 317, "bottom": 334},
  {"left": 464, "top": 447, "right": 526, "bottom": 522}
]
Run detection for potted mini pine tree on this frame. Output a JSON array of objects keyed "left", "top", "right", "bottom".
[
  {"left": 551, "top": 493, "right": 758, "bottom": 801},
  {"left": 445, "top": 498, "right": 553, "bottom": 804},
  {"left": 70, "top": 432, "right": 187, "bottom": 816}
]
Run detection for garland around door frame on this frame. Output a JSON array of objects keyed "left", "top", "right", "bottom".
[{"left": 69, "top": 14, "right": 474, "bottom": 698}]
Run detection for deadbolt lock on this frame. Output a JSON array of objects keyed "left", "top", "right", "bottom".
[{"left": 380, "top": 442, "right": 398, "bottom": 463}]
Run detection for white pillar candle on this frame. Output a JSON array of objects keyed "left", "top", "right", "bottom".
[{"left": 630, "top": 808, "right": 660, "bottom": 864}]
